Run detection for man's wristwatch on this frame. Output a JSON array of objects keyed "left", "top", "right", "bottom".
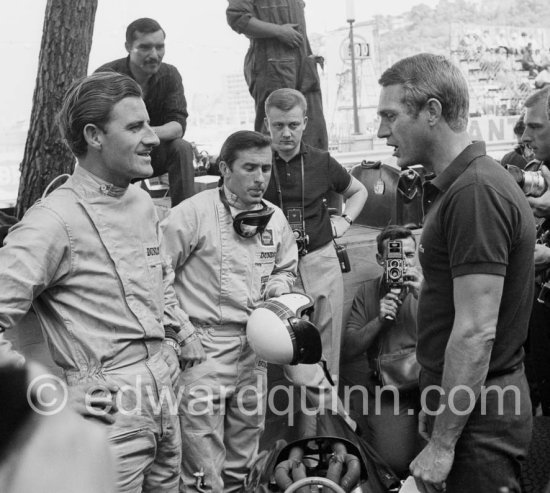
[
  {"left": 342, "top": 214, "right": 353, "bottom": 226},
  {"left": 163, "top": 338, "right": 181, "bottom": 356}
]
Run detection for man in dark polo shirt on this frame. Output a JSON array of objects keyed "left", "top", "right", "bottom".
[
  {"left": 96, "top": 17, "right": 194, "bottom": 207},
  {"left": 377, "top": 53, "right": 535, "bottom": 493}
]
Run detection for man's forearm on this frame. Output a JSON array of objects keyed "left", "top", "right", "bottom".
[
  {"left": 343, "top": 317, "right": 385, "bottom": 359},
  {"left": 152, "top": 121, "right": 183, "bottom": 141},
  {"left": 429, "top": 330, "right": 494, "bottom": 450},
  {"left": 237, "top": 17, "right": 284, "bottom": 39}
]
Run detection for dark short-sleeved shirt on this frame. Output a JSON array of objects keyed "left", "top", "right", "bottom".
[
  {"left": 417, "top": 141, "right": 536, "bottom": 376},
  {"left": 263, "top": 143, "right": 352, "bottom": 252},
  {"left": 95, "top": 57, "right": 188, "bottom": 133}
]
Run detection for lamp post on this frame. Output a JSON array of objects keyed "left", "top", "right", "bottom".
[{"left": 346, "top": 0, "right": 361, "bottom": 134}]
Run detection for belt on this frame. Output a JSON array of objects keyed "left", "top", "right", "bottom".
[
  {"left": 63, "top": 339, "right": 163, "bottom": 384},
  {"left": 190, "top": 319, "right": 246, "bottom": 336}
]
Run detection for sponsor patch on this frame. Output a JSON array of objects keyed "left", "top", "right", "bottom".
[
  {"left": 144, "top": 243, "right": 161, "bottom": 265},
  {"left": 255, "top": 359, "right": 268, "bottom": 371},
  {"left": 261, "top": 229, "right": 274, "bottom": 246}
]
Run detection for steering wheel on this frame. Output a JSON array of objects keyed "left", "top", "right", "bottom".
[{"left": 284, "top": 476, "right": 346, "bottom": 493}]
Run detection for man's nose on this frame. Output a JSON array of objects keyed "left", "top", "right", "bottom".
[
  {"left": 282, "top": 126, "right": 291, "bottom": 137},
  {"left": 377, "top": 122, "right": 389, "bottom": 139},
  {"left": 144, "top": 125, "right": 160, "bottom": 147},
  {"left": 253, "top": 168, "right": 265, "bottom": 182}
]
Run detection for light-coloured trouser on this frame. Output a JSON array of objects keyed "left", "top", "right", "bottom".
[
  {"left": 295, "top": 241, "right": 343, "bottom": 375},
  {"left": 66, "top": 348, "right": 182, "bottom": 493},
  {"left": 177, "top": 325, "right": 267, "bottom": 492},
  {"left": 283, "top": 241, "right": 351, "bottom": 433}
]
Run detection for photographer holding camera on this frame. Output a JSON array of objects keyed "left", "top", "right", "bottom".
[
  {"left": 521, "top": 86, "right": 550, "bottom": 416},
  {"left": 341, "top": 225, "right": 423, "bottom": 478},
  {"left": 263, "top": 88, "right": 368, "bottom": 384}
]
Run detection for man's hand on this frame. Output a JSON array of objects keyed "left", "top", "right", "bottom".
[
  {"left": 67, "top": 380, "right": 119, "bottom": 425},
  {"left": 275, "top": 24, "right": 303, "bottom": 47},
  {"left": 404, "top": 266, "right": 424, "bottom": 299},
  {"left": 379, "top": 291, "right": 401, "bottom": 321},
  {"left": 330, "top": 215, "right": 351, "bottom": 238},
  {"left": 161, "top": 342, "right": 182, "bottom": 386},
  {"left": 528, "top": 165, "right": 550, "bottom": 217},
  {"left": 410, "top": 441, "right": 454, "bottom": 493},
  {"left": 535, "top": 243, "right": 550, "bottom": 270},
  {"left": 179, "top": 335, "right": 206, "bottom": 371}
]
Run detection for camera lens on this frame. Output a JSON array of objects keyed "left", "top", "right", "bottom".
[
  {"left": 523, "top": 171, "right": 547, "bottom": 197},
  {"left": 506, "top": 165, "right": 547, "bottom": 197}
]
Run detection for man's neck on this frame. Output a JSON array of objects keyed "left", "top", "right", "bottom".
[
  {"left": 128, "top": 61, "right": 152, "bottom": 88},
  {"left": 428, "top": 130, "right": 472, "bottom": 176},
  {"left": 276, "top": 145, "right": 301, "bottom": 163}
]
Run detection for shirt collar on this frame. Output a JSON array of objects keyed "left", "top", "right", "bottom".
[
  {"left": 274, "top": 141, "right": 308, "bottom": 163},
  {"left": 73, "top": 166, "right": 128, "bottom": 198},
  {"left": 422, "top": 141, "right": 486, "bottom": 209},
  {"left": 124, "top": 56, "right": 160, "bottom": 87},
  {"left": 222, "top": 184, "right": 261, "bottom": 212},
  {"left": 430, "top": 141, "right": 486, "bottom": 193}
]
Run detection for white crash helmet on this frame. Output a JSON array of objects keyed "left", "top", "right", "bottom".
[{"left": 246, "top": 293, "right": 322, "bottom": 365}]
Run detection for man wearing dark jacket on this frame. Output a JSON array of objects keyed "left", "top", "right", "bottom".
[{"left": 96, "top": 17, "right": 194, "bottom": 206}]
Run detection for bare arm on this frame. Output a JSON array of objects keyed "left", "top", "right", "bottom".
[
  {"left": 331, "top": 177, "right": 368, "bottom": 237},
  {"left": 410, "top": 273, "right": 502, "bottom": 492},
  {"left": 151, "top": 121, "right": 183, "bottom": 142}
]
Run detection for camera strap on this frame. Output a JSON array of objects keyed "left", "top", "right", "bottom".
[{"left": 272, "top": 155, "right": 306, "bottom": 236}]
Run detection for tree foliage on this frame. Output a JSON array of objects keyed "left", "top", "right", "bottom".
[
  {"left": 377, "top": 0, "right": 550, "bottom": 65},
  {"left": 16, "top": 0, "right": 98, "bottom": 218}
]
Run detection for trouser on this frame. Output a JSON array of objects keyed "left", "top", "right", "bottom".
[
  {"left": 528, "top": 294, "right": 550, "bottom": 415},
  {"left": 177, "top": 324, "right": 267, "bottom": 492},
  {"left": 296, "top": 242, "right": 343, "bottom": 375},
  {"left": 65, "top": 348, "right": 182, "bottom": 493},
  {"left": 420, "top": 366, "right": 533, "bottom": 493},
  {"left": 150, "top": 138, "right": 195, "bottom": 206},
  {"left": 363, "top": 387, "right": 422, "bottom": 478},
  {"left": 281, "top": 242, "right": 353, "bottom": 434}
]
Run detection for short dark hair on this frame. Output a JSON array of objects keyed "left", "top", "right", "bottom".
[
  {"left": 376, "top": 225, "right": 415, "bottom": 255},
  {"left": 265, "top": 88, "right": 307, "bottom": 115},
  {"left": 524, "top": 86, "right": 550, "bottom": 120},
  {"left": 513, "top": 114, "right": 526, "bottom": 138},
  {"left": 126, "top": 18, "right": 165, "bottom": 45},
  {"left": 378, "top": 53, "right": 469, "bottom": 132},
  {"left": 57, "top": 72, "right": 142, "bottom": 158},
  {"left": 219, "top": 131, "right": 272, "bottom": 170}
]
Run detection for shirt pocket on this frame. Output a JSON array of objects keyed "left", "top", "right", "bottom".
[{"left": 253, "top": 246, "right": 278, "bottom": 299}]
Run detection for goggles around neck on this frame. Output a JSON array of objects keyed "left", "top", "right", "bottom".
[{"left": 219, "top": 188, "right": 275, "bottom": 238}]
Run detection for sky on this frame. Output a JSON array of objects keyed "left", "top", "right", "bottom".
[{"left": 0, "top": 0, "right": 445, "bottom": 127}]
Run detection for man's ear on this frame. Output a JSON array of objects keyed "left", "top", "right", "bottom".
[
  {"left": 264, "top": 117, "right": 270, "bottom": 132},
  {"left": 83, "top": 124, "right": 103, "bottom": 151},
  {"left": 125, "top": 42, "right": 132, "bottom": 54},
  {"left": 303, "top": 115, "right": 308, "bottom": 130},
  {"left": 376, "top": 252, "right": 384, "bottom": 267},
  {"left": 218, "top": 160, "right": 230, "bottom": 178},
  {"left": 425, "top": 98, "right": 443, "bottom": 126}
]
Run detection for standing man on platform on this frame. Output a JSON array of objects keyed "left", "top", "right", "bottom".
[
  {"left": 377, "top": 53, "right": 534, "bottom": 493},
  {"left": 226, "top": 0, "right": 329, "bottom": 150},
  {"left": 263, "top": 88, "right": 367, "bottom": 397},
  {"left": 96, "top": 17, "right": 195, "bottom": 206}
]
